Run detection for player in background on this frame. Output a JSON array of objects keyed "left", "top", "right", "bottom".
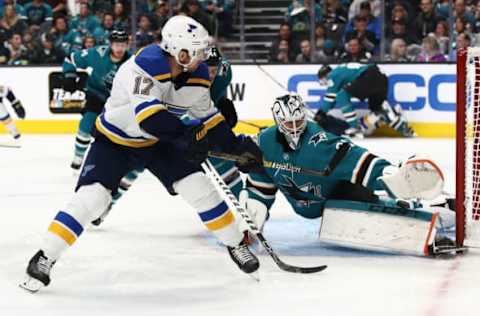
[
  {"left": 315, "top": 63, "right": 415, "bottom": 138},
  {"left": 90, "top": 46, "right": 244, "bottom": 226},
  {"left": 0, "top": 85, "right": 25, "bottom": 144},
  {"left": 63, "top": 30, "right": 130, "bottom": 171},
  {"left": 20, "top": 16, "right": 262, "bottom": 293},
  {"left": 240, "top": 94, "right": 454, "bottom": 254}
]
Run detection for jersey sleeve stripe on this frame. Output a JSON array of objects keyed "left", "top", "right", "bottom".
[
  {"left": 154, "top": 73, "right": 172, "bottom": 82},
  {"left": 136, "top": 106, "right": 166, "bottom": 123},
  {"left": 135, "top": 101, "right": 167, "bottom": 123},
  {"left": 185, "top": 78, "right": 211, "bottom": 88},
  {"left": 246, "top": 175, "right": 277, "bottom": 189},
  {"left": 361, "top": 157, "right": 379, "bottom": 187},
  {"left": 202, "top": 113, "right": 225, "bottom": 132},
  {"left": 96, "top": 116, "right": 158, "bottom": 148}
]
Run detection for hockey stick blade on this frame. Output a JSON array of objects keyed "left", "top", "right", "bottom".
[
  {"left": 0, "top": 141, "right": 21, "bottom": 148},
  {"left": 202, "top": 160, "right": 327, "bottom": 274},
  {"left": 256, "top": 233, "right": 327, "bottom": 273}
]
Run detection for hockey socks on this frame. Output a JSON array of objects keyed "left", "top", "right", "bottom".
[{"left": 0, "top": 114, "right": 21, "bottom": 139}]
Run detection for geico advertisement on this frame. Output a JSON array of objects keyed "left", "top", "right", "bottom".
[
  {"left": 227, "top": 64, "right": 456, "bottom": 123},
  {"left": 0, "top": 64, "right": 456, "bottom": 123}
]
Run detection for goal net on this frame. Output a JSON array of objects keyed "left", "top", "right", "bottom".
[{"left": 457, "top": 47, "right": 480, "bottom": 247}]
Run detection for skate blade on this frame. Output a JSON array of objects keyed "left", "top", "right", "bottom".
[
  {"left": 247, "top": 271, "right": 260, "bottom": 282},
  {"left": 0, "top": 140, "right": 21, "bottom": 148},
  {"left": 19, "top": 276, "right": 44, "bottom": 293}
]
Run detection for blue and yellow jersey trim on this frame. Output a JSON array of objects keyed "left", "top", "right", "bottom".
[
  {"left": 134, "top": 100, "right": 167, "bottom": 124},
  {"left": 201, "top": 112, "right": 225, "bottom": 132},
  {"left": 165, "top": 103, "right": 189, "bottom": 117},
  {"left": 48, "top": 211, "right": 84, "bottom": 246},
  {"left": 95, "top": 114, "right": 158, "bottom": 148},
  {"left": 185, "top": 63, "right": 211, "bottom": 88},
  {"left": 198, "top": 202, "right": 235, "bottom": 231},
  {"left": 134, "top": 44, "right": 172, "bottom": 83}
]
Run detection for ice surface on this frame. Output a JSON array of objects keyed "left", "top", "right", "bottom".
[{"left": 1, "top": 136, "right": 479, "bottom": 316}]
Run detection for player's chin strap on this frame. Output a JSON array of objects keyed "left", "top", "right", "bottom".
[
  {"left": 201, "top": 159, "right": 327, "bottom": 274},
  {"left": 208, "top": 142, "right": 351, "bottom": 177}
]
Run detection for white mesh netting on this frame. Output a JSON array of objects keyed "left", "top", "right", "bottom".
[{"left": 465, "top": 47, "right": 480, "bottom": 246}]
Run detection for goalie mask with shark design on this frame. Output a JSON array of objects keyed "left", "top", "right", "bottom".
[{"left": 271, "top": 93, "right": 307, "bottom": 150}]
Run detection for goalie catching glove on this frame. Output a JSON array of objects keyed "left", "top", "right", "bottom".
[{"left": 379, "top": 155, "right": 444, "bottom": 201}]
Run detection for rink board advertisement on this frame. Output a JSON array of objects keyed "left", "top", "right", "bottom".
[{"left": 0, "top": 64, "right": 456, "bottom": 137}]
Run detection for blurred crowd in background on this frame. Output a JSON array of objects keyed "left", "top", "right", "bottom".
[
  {"left": 0, "top": 0, "right": 475, "bottom": 65},
  {"left": 271, "top": 0, "right": 472, "bottom": 63}
]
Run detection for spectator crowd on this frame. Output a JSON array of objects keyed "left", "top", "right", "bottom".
[
  {"left": 0, "top": 0, "right": 235, "bottom": 65},
  {"left": 269, "top": 0, "right": 477, "bottom": 63},
  {"left": 0, "top": 0, "right": 476, "bottom": 65}
]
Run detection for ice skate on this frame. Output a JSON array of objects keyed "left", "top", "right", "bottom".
[
  {"left": 227, "top": 239, "right": 259, "bottom": 275},
  {"left": 19, "top": 250, "right": 55, "bottom": 293}
]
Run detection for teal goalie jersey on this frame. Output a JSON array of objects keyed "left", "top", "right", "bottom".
[{"left": 247, "top": 121, "right": 391, "bottom": 219}]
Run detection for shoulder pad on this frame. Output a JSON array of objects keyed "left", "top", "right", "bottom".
[
  {"left": 134, "top": 44, "right": 171, "bottom": 82},
  {"left": 185, "top": 63, "right": 210, "bottom": 88}
]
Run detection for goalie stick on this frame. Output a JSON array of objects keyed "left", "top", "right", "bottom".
[
  {"left": 208, "top": 142, "right": 350, "bottom": 178},
  {"left": 201, "top": 159, "right": 327, "bottom": 273}
]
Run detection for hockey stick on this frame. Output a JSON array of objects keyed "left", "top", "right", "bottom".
[
  {"left": 253, "top": 60, "right": 316, "bottom": 120},
  {"left": 201, "top": 159, "right": 327, "bottom": 273},
  {"left": 0, "top": 140, "right": 21, "bottom": 148},
  {"left": 208, "top": 142, "right": 350, "bottom": 178}
]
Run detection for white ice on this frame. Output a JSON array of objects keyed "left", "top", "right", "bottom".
[{"left": 1, "top": 135, "right": 479, "bottom": 316}]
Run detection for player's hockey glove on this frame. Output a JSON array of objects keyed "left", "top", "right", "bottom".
[
  {"left": 230, "top": 135, "right": 264, "bottom": 173},
  {"left": 216, "top": 97, "right": 238, "bottom": 128},
  {"left": 184, "top": 124, "right": 210, "bottom": 163},
  {"left": 314, "top": 110, "right": 350, "bottom": 136},
  {"left": 63, "top": 72, "right": 80, "bottom": 92},
  {"left": 12, "top": 100, "right": 25, "bottom": 119}
]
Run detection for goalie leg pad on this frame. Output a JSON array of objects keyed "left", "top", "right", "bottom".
[
  {"left": 320, "top": 200, "right": 439, "bottom": 256},
  {"left": 379, "top": 157, "right": 444, "bottom": 200},
  {"left": 43, "top": 183, "right": 112, "bottom": 260},
  {"left": 174, "top": 172, "right": 243, "bottom": 247}
]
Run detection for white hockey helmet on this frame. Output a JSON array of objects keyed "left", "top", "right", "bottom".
[
  {"left": 271, "top": 93, "right": 307, "bottom": 150},
  {"left": 160, "top": 15, "right": 210, "bottom": 67}
]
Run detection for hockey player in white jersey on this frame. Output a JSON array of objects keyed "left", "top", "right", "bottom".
[
  {"left": 0, "top": 85, "right": 25, "bottom": 145},
  {"left": 20, "top": 16, "right": 263, "bottom": 293}
]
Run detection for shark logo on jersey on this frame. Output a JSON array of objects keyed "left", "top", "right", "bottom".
[
  {"left": 308, "top": 131, "right": 328, "bottom": 147},
  {"left": 279, "top": 176, "right": 323, "bottom": 207}
]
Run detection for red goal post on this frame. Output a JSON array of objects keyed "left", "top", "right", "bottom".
[{"left": 456, "top": 47, "right": 480, "bottom": 248}]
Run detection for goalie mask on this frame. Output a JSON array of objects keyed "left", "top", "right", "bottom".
[{"left": 272, "top": 94, "right": 307, "bottom": 150}]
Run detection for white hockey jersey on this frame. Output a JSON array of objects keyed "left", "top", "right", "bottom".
[{"left": 95, "top": 44, "right": 221, "bottom": 148}]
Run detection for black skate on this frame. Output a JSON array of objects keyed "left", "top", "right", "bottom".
[
  {"left": 19, "top": 250, "right": 55, "bottom": 293},
  {"left": 227, "top": 240, "right": 259, "bottom": 274}
]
